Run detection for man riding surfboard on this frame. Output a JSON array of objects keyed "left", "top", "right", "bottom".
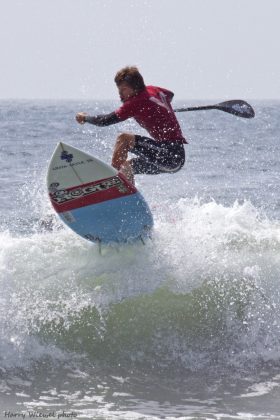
[{"left": 76, "top": 66, "right": 187, "bottom": 184}]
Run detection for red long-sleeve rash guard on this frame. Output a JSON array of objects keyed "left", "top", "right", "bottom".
[{"left": 85, "top": 85, "right": 187, "bottom": 144}]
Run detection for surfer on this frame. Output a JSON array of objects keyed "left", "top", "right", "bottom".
[{"left": 76, "top": 66, "right": 187, "bottom": 184}]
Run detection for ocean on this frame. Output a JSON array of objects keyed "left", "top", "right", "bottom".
[{"left": 0, "top": 99, "right": 280, "bottom": 419}]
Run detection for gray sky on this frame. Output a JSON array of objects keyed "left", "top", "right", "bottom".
[{"left": 1, "top": 0, "right": 279, "bottom": 100}]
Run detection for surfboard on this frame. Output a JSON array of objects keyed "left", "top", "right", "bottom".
[{"left": 46, "top": 142, "right": 153, "bottom": 244}]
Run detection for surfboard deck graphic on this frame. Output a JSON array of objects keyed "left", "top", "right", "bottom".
[{"left": 47, "top": 142, "right": 153, "bottom": 244}]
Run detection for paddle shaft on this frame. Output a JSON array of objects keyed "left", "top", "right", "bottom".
[{"left": 175, "top": 105, "right": 219, "bottom": 112}]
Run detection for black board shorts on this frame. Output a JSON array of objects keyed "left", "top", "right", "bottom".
[{"left": 130, "top": 135, "right": 185, "bottom": 175}]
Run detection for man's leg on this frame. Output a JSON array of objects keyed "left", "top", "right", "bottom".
[
  {"left": 111, "top": 133, "right": 135, "bottom": 169},
  {"left": 112, "top": 133, "right": 135, "bottom": 184},
  {"left": 119, "top": 160, "right": 135, "bottom": 184}
]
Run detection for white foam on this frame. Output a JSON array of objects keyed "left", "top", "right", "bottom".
[{"left": 0, "top": 198, "right": 280, "bottom": 370}]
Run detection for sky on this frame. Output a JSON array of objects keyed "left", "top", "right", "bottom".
[{"left": 1, "top": 0, "right": 280, "bottom": 100}]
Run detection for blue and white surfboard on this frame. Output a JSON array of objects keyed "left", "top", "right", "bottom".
[{"left": 47, "top": 142, "right": 153, "bottom": 244}]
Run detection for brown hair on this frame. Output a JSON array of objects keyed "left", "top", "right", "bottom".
[{"left": 114, "top": 66, "right": 145, "bottom": 92}]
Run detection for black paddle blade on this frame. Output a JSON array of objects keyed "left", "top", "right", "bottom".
[{"left": 215, "top": 100, "right": 255, "bottom": 118}]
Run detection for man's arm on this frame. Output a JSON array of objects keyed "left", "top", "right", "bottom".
[
  {"left": 160, "top": 87, "right": 174, "bottom": 102},
  {"left": 168, "top": 92, "right": 174, "bottom": 102},
  {"left": 76, "top": 112, "right": 120, "bottom": 126}
]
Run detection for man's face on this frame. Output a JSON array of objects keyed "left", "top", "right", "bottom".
[{"left": 117, "top": 82, "right": 136, "bottom": 103}]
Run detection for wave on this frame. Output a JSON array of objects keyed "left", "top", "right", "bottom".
[{"left": 1, "top": 198, "right": 280, "bottom": 373}]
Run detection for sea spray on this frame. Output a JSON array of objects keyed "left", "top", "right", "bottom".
[{"left": 1, "top": 198, "right": 279, "bottom": 372}]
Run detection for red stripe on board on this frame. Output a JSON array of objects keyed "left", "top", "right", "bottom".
[{"left": 49, "top": 174, "right": 137, "bottom": 213}]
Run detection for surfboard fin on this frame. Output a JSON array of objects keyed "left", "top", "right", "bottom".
[
  {"left": 97, "top": 239, "right": 102, "bottom": 255},
  {"left": 140, "top": 236, "right": 145, "bottom": 245}
]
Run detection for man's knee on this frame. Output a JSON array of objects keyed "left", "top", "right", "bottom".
[
  {"left": 115, "top": 133, "right": 135, "bottom": 150},
  {"left": 112, "top": 133, "right": 135, "bottom": 170}
]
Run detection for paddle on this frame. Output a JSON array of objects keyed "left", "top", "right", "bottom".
[{"left": 174, "top": 100, "right": 255, "bottom": 119}]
